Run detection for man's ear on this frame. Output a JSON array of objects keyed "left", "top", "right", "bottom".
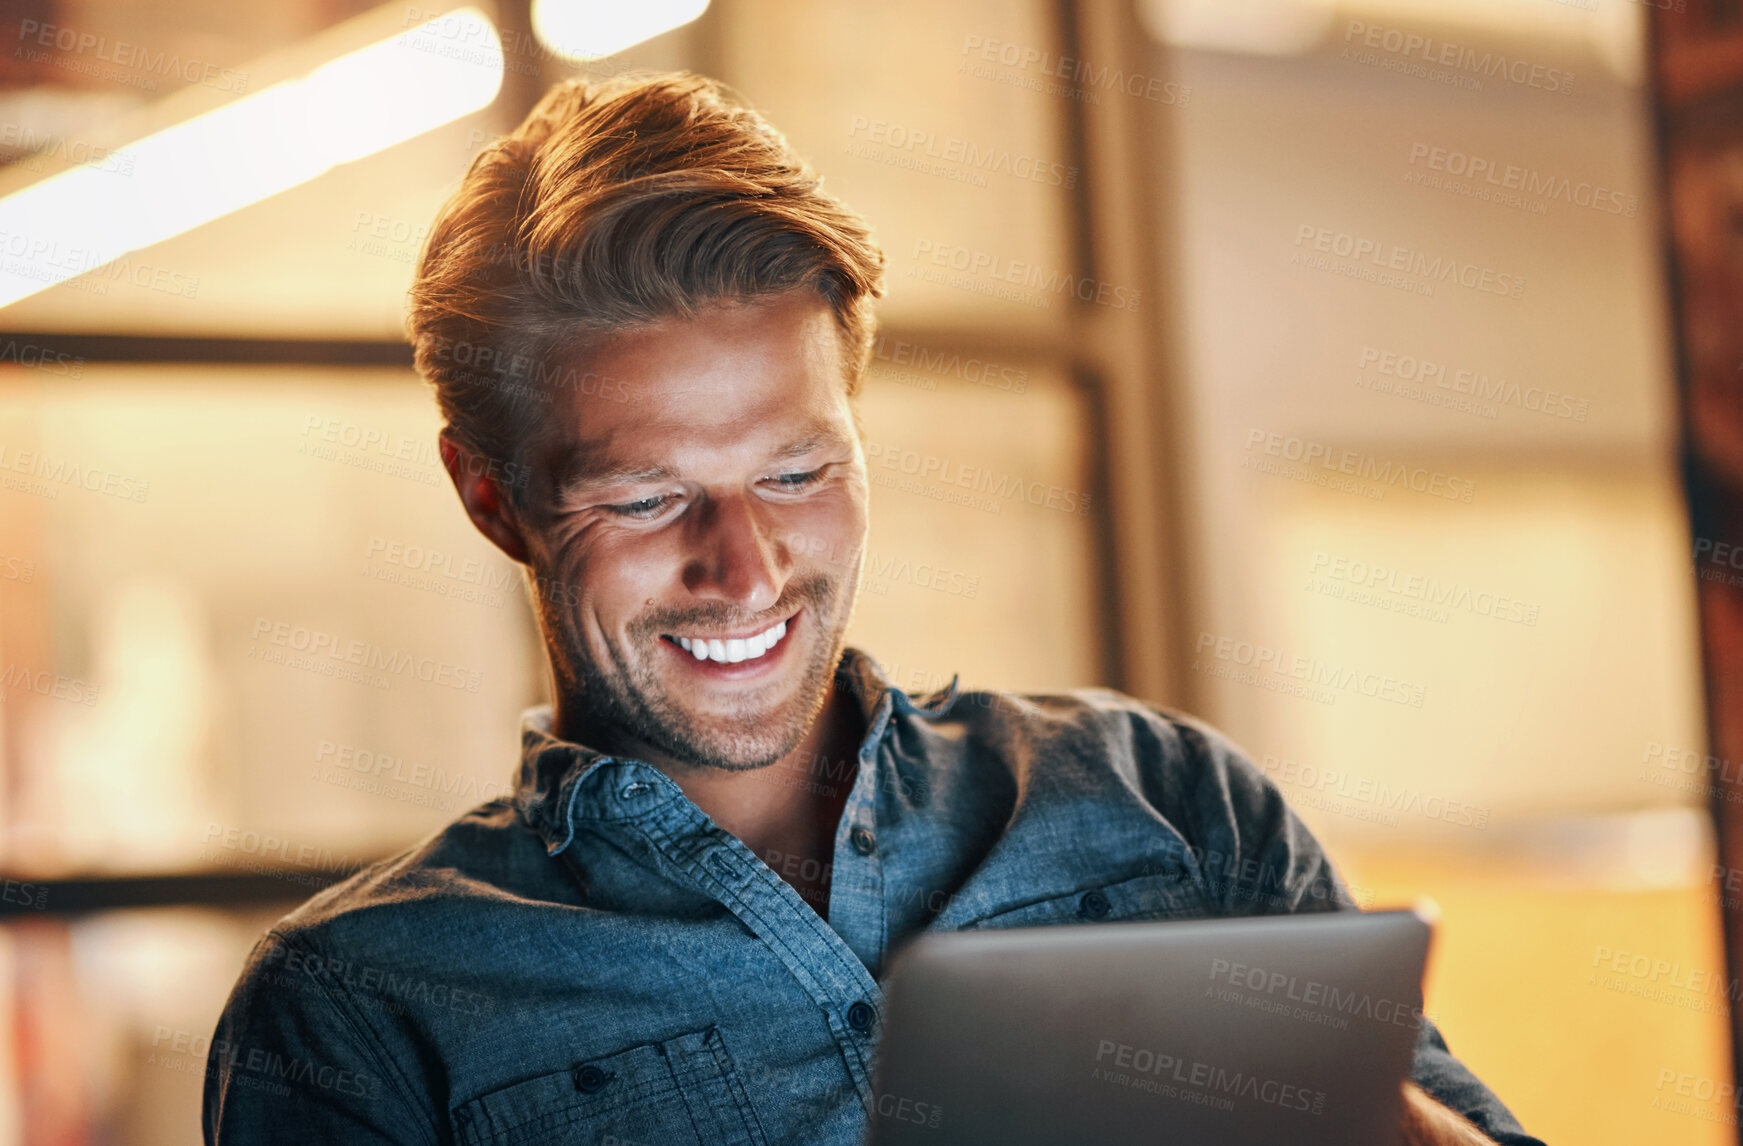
[{"left": 439, "top": 430, "right": 530, "bottom": 564}]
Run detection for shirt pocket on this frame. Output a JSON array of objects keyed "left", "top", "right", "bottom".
[
  {"left": 451, "top": 1025, "right": 766, "bottom": 1146},
  {"left": 960, "top": 869, "right": 1209, "bottom": 931}
]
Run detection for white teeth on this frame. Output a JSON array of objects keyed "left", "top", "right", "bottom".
[{"left": 670, "top": 618, "right": 790, "bottom": 665}]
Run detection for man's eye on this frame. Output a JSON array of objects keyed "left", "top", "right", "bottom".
[
  {"left": 606, "top": 494, "right": 673, "bottom": 518},
  {"left": 770, "top": 469, "right": 825, "bottom": 489}
]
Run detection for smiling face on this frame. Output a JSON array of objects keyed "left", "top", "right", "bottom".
[{"left": 509, "top": 290, "right": 869, "bottom": 773}]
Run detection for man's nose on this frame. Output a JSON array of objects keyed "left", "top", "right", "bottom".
[{"left": 681, "top": 493, "right": 788, "bottom": 612}]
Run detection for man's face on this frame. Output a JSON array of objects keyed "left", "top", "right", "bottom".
[{"left": 517, "top": 291, "right": 868, "bottom": 773}]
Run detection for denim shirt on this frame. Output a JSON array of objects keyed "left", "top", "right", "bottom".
[{"left": 203, "top": 646, "right": 1543, "bottom": 1145}]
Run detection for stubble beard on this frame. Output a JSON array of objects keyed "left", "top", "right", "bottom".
[{"left": 544, "top": 567, "right": 853, "bottom": 773}]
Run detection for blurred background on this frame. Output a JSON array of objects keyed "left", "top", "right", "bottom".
[{"left": 0, "top": 0, "right": 1732, "bottom": 1141}]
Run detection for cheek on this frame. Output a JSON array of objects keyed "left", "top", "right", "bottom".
[
  {"left": 530, "top": 525, "right": 647, "bottom": 634},
  {"left": 782, "top": 488, "right": 867, "bottom": 574},
  {"left": 564, "top": 533, "right": 681, "bottom": 623}
]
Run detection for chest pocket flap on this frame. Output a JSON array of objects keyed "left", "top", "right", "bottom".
[
  {"left": 453, "top": 1026, "right": 765, "bottom": 1146},
  {"left": 962, "top": 869, "right": 1208, "bottom": 931}
]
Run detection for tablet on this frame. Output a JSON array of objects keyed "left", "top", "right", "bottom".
[{"left": 867, "top": 906, "right": 1434, "bottom": 1145}]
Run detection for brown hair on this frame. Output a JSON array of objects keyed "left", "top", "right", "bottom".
[{"left": 405, "top": 72, "right": 886, "bottom": 493}]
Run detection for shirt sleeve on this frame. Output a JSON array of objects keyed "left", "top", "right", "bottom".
[
  {"left": 203, "top": 930, "right": 437, "bottom": 1146},
  {"left": 1151, "top": 704, "right": 1547, "bottom": 1146}
]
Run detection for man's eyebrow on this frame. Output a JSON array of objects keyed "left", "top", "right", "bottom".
[
  {"left": 553, "top": 454, "right": 677, "bottom": 499},
  {"left": 768, "top": 426, "right": 856, "bottom": 463},
  {"left": 552, "top": 425, "right": 854, "bottom": 500}
]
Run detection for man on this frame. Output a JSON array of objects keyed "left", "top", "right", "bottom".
[{"left": 204, "top": 72, "right": 1542, "bottom": 1145}]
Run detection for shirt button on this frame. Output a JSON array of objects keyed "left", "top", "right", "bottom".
[
  {"left": 846, "top": 1000, "right": 876, "bottom": 1033},
  {"left": 620, "top": 781, "right": 650, "bottom": 799},
  {"left": 1078, "top": 889, "right": 1111, "bottom": 919},
  {"left": 850, "top": 826, "right": 876, "bottom": 855},
  {"left": 574, "top": 1064, "right": 613, "bottom": 1093}
]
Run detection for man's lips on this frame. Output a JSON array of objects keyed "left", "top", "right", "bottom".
[{"left": 659, "top": 609, "right": 800, "bottom": 671}]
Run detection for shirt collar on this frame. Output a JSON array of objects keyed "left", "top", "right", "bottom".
[{"left": 515, "top": 646, "right": 959, "bottom": 857}]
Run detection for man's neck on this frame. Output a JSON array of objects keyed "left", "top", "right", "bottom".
[
  {"left": 676, "top": 679, "right": 865, "bottom": 859},
  {"left": 554, "top": 676, "right": 868, "bottom": 859}
]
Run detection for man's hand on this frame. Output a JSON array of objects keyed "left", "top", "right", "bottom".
[{"left": 1399, "top": 1080, "right": 1496, "bottom": 1145}]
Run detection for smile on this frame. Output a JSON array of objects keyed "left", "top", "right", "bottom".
[{"left": 665, "top": 617, "right": 791, "bottom": 665}]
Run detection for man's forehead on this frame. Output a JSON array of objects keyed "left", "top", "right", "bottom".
[{"left": 574, "top": 293, "right": 842, "bottom": 372}]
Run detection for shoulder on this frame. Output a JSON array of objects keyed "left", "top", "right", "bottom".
[
  {"left": 936, "top": 679, "right": 1265, "bottom": 795},
  {"left": 932, "top": 682, "right": 1351, "bottom": 913},
  {"left": 209, "top": 800, "right": 550, "bottom": 1130},
  {"left": 242, "top": 796, "right": 558, "bottom": 992}
]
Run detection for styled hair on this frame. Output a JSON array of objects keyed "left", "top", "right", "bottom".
[{"left": 405, "top": 72, "right": 886, "bottom": 493}]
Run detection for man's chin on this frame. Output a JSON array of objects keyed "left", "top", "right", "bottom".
[
  {"left": 575, "top": 613, "right": 844, "bottom": 772},
  {"left": 654, "top": 718, "right": 810, "bottom": 773}
]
